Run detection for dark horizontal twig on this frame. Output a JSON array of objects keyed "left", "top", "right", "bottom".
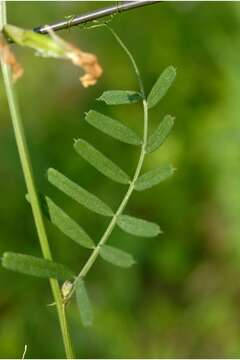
[{"left": 33, "top": 1, "right": 161, "bottom": 34}]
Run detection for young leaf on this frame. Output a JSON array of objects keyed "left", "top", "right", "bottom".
[
  {"left": 146, "top": 115, "right": 175, "bottom": 154},
  {"left": 76, "top": 278, "right": 93, "bottom": 327},
  {"left": 97, "top": 90, "right": 142, "bottom": 105},
  {"left": 117, "top": 215, "right": 161, "bottom": 237},
  {"left": 85, "top": 110, "right": 142, "bottom": 146},
  {"left": 45, "top": 197, "right": 95, "bottom": 249},
  {"left": 99, "top": 245, "right": 135, "bottom": 268},
  {"left": 2, "top": 252, "right": 74, "bottom": 280},
  {"left": 74, "top": 139, "right": 130, "bottom": 185},
  {"left": 47, "top": 168, "right": 113, "bottom": 217},
  {"left": 147, "top": 66, "right": 176, "bottom": 109},
  {"left": 134, "top": 165, "right": 175, "bottom": 191}
]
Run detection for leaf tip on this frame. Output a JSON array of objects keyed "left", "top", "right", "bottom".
[
  {"left": 168, "top": 114, "right": 176, "bottom": 122},
  {"left": 47, "top": 167, "right": 54, "bottom": 177},
  {"left": 154, "top": 224, "right": 163, "bottom": 236},
  {"left": 131, "top": 258, "right": 137, "bottom": 266},
  {"left": 96, "top": 94, "right": 102, "bottom": 102},
  {"left": 169, "top": 65, "right": 177, "bottom": 74},
  {"left": 73, "top": 138, "right": 79, "bottom": 146},
  {"left": 84, "top": 110, "right": 90, "bottom": 118}
]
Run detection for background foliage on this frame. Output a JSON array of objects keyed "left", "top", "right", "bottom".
[{"left": 1, "top": 1, "right": 240, "bottom": 358}]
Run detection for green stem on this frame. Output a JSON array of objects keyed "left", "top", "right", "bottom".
[
  {"left": 69, "top": 26, "right": 149, "bottom": 294},
  {"left": 0, "top": 2, "right": 74, "bottom": 358}
]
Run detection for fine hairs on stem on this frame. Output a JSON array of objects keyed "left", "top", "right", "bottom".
[{"left": 0, "top": 4, "right": 176, "bottom": 358}]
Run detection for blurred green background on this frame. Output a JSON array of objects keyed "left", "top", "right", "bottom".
[{"left": 1, "top": 1, "right": 240, "bottom": 358}]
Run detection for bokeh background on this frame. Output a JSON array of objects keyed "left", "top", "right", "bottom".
[{"left": 1, "top": 1, "right": 240, "bottom": 358}]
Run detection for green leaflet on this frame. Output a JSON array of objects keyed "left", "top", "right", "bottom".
[
  {"left": 74, "top": 139, "right": 130, "bottom": 185},
  {"left": 99, "top": 245, "right": 135, "bottom": 268},
  {"left": 117, "top": 215, "right": 161, "bottom": 237},
  {"left": 47, "top": 168, "right": 113, "bottom": 217},
  {"left": 75, "top": 278, "right": 93, "bottom": 327},
  {"left": 147, "top": 66, "right": 176, "bottom": 109},
  {"left": 3, "top": 24, "right": 66, "bottom": 58},
  {"left": 97, "top": 90, "right": 142, "bottom": 105},
  {"left": 45, "top": 197, "right": 95, "bottom": 249},
  {"left": 26, "top": 193, "right": 94, "bottom": 249},
  {"left": 85, "top": 110, "right": 142, "bottom": 146},
  {"left": 146, "top": 115, "right": 175, "bottom": 154},
  {"left": 134, "top": 165, "right": 175, "bottom": 191},
  {"left": 2, "top": 252, "right": 74, "bottom": 280}
]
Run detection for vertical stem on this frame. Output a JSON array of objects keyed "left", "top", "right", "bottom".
[{"left": 0, "top": 2, "right": 74, "bottom": 358}]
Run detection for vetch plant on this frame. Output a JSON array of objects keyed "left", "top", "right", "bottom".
[{"left": 0, "top": 3, "right": 176, "bottom": 358}]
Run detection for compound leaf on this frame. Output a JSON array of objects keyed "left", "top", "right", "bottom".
[
  {"left": 76, "top": 278, "right": 93, "bottom": 327},
  {"left": 117, "top": 215, "right": 161, "bottom": 237},
  {"left": 85, "top": 110, "right": 142, "bottom": 146},
  {"left": 74, "top": 139, "right": 130, "bottom": 185},
  {"left": 135, "top": 165, "right": 175, "bottom": 191},
  {"left": 146, "top": 115, "right": 175, "bottom": 154},
  {"left": 147, "top": 66, "right": 176, "bottom": 109},
  {"left": 2, "top": 252, "right": 74, "bottom": 280},
  {"left": 45, "top": 196, "right": 95, "bottom": 249},
  {"left": 99, "top": 245, "right": 135, "bottom": 268},
  {"left": 97, "top": 90, "right": 142, "bottom": 105},
  {"left": 47, "top": 168, "right": 113, "bottom": 217}
]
